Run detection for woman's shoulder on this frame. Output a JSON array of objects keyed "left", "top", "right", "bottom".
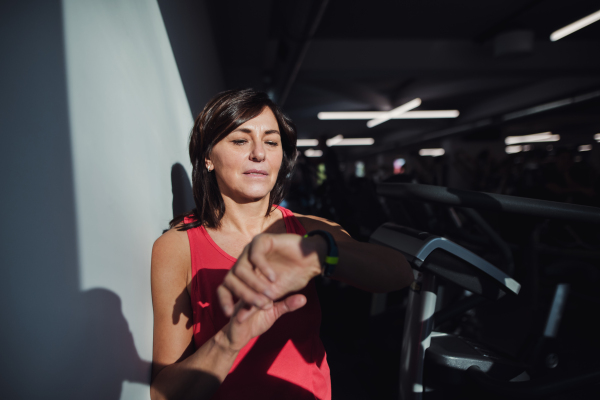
[
  {"left": 151, "top": 223, "right": 191, "bottom": 279},
  {"left": 293, "top": 213, "right": 338, "bottom": 229},
  {"left": 154, "top": 222, "right": 189, "bottom": 247}
]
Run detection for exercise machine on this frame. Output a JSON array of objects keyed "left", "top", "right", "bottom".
[{"left": 372, "top": 183, "right": 600, "bottom": 399}]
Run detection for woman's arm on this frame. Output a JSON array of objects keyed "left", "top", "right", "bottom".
[
  {"left": 150, "top": 229, "right": 234, "bottom": 400},
  {"left": 298, "top": 214, "right": 414, "bottom": 292},
  {"left": 150, "top": 229, "right": 306, "bottom": 400},
  {"left": 217, "top": 215, "right": 413, "bottom": 317}
]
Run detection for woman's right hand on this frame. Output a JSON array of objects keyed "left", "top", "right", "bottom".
[
  {"left": 217, "top": 233, "right": 324, "bottom": 318},
  {"left": 219, "top": 294, "right": 307, "bottom": 352}
]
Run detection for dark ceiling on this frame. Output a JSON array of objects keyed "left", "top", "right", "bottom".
[{"left": 206, "top": 0, "right": 600, "bottom": 157}]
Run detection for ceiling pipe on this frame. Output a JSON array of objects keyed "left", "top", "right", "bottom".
[{"left": 275, "top": 0, "right": 330, "bottom": 107}]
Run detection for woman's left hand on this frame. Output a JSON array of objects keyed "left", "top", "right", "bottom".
[{"left": 217, "top": 233, "right": 326, "bottom": 317}]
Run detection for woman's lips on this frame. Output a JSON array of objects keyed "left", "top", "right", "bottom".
[{"left": 243, "top": 169, "right": 268, "bottom": 176}]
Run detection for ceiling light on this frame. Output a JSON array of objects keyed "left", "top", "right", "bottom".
[
  {"left": 326, "top": 135, "right": 374, "bottom": 146},
  {"left": 299, "top": 137, "right": 375, "bottom": 147},
  {"left": 550, "top": 9, "right": 600, "bottom": 41},
  {"left": 595, "top": 133, "right": 600, "bottom": 142},
  {"left": 317, "top": 110, "right": 459, "bottom": 120},
  {"left": 332, "top": 138, "right": 374, "bottom": 146},
  {"left": 297, "top": 139, "right": 318, "bottom": 147},
  {"left": 367, "top": 98, "right": 422, "bottom": 128},
  {"left": 326, "top": 135, "right": 344, "bottom": 146},
  {"left": 397, "top": 110, "right": 460, "bottom": 119},
  {"left": 505, "top": 145, "right": 523, "bottom": 154},
  {"left": 304, "top": 149, "right": 322, "bottom": 157},
  {"left": 578, "top": 144, "right": 592, "bottom": 152},
  {"left": 505, "top": 132, "right": 560, "bottom": 145},
  {"left": 419, "top": 148, "right": 445, "bottom": 157}
]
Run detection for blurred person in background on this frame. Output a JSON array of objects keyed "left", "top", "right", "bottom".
[
  {"left": 283, "top": 152, "right": 316, "bottom": 215},
  {"left": 544, "top": 148, "right": 595, "bottom": 205},
  {"left": 313, "top": 134, "right": 358, "bottom": 236}
]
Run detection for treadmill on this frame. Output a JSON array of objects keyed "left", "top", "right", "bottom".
[{"left": 371, "top": 183, "right": 600, "bottom": 400}]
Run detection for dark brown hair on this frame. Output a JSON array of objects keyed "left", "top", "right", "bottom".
[{"left": 169, "top": 88, "right": 297, "bottom": 230}]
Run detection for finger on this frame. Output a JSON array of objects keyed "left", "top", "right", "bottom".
[
  {"left": 233, "top": 252, "right": 276, "bottom": 299},
  {"left": 273, "top": 294, "right": 307, "bottom": 319},
  {"left": 248, "top": 234, "right": 276, "bottom": 282},
  {"left": 217, "top": 284, "right": 235, "bottom": 317},
  {"left": 283, "top": 294, "right": 307, "bottom": 313},
  {"left": 222, "top": 272, "right": 273, "bottom": 310},
  {"left": 229, "top": 299, "right": 247, "bottom": 323},
  {"left": 235, "top": 302, "right": 259, "bottom": 323}
]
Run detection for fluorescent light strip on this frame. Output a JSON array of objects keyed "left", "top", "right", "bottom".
[
  {"left": 297, "top": 139, "right": 319, "bottom": 147},
  {"left": 317, "top": 110, "right": 460, "bottom": 120},
  {"left": 550, "top": 9, "right": 600, "bottom": 41},
  {"left": 299, "top": 137, "right": 375, "bottom": 149},
  {"left": 326, "top": 134, "right": 343, "bottom": 146},
  {"left": 595, "top": 133, "right": 600, "bottom": 142},
  {"left": 367, "top": 98, "right": 422, "bottom": 128},
  {"left": 579, "top": 144, "right": 592, "bottom": 152},
  {"left": 304, "top": 149, "right": 322, "bottom": 157},
  {"left": 506, "top": 145, "right": 523, "bottom": 154},
  {"left": 419, "top": 148, "right": 445, "bottom": 157},
  {"left": 332, "top": 138, "right": 374, "bottom": 146},
  {"left": 395, "top": 110, "right": 459, "bottom": 119},
  {"left": 505, "top": 132, "right": 560, "bottom": 145}
]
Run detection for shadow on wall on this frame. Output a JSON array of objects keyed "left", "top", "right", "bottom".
[
  {"left": 1, "top": 1, "right": 203, "bottom": 397},
  {"left": 43, "top": 166, "right": 194, "bottom": 399},
  {"left": 0, "top": 3, "right": 192, "bottom": 398},
  {"left": 56, "top": 165, "right": 195, "bottom": 399},
  {"left": 68, "top": 289, "right": 151, "bottom": 399},
  {"left": 157, "top": 0, "right": 223, "bottom": 115},
  {"left": 66, "top": 164, "right": 195, "bottom": 399},
  {"left": 172, "top": 162, "right": 195, "bottom": 218}
]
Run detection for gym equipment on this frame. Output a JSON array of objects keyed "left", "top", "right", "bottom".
[
  {"left": 372, "top": 183, "right": 600, "bottom": 400},
  {"left": 370, "top": 223, "right": 521, "bottom": 399}
]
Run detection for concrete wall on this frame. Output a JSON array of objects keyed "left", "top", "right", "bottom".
[{"left": 0, "top": 1, "right": 222, "bottom": 398}]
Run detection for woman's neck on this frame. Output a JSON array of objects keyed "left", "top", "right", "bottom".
[{"left": 215, "top": 195, "right": 280, "bottom": 238}]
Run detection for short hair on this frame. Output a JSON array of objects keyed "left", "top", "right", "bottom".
[{"left": 170, "top": 88, "right": 298, "bottom": 230}]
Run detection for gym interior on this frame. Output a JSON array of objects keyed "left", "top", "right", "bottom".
[{"left": 2, "top": 1, "right": 600, "bottom": 399}]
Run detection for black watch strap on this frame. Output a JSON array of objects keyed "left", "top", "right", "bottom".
[{"left": 304, "top": 230, "right": 339, "bottom": 277}]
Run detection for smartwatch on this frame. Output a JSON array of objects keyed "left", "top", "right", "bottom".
[{"left": 304, "top": 230, "right": 339, "bottom": 277}]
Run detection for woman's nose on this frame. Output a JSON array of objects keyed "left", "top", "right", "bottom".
[{"left": 250, "top": 141, "right": 265, "bottom": 162}]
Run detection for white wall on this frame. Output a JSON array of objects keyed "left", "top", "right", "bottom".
[{"left": 0, "top": 0, "right": 222, "bottom": 398}]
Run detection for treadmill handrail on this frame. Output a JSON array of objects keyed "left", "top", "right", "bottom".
[
  {"left": 370, "top": 223, "right": 520, "bottom": 295},
  {"left": 418, "top": 237, "right": 521, "bottom": 295},
  {"left": 377, "top": 183, "right": 600, "bottom": 224}
]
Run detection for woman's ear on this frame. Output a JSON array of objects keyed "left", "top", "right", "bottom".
[{"left": 205, "top": 159, "right": 213, "bottom": 172}]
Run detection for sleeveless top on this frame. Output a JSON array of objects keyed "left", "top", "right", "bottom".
[{"left": 184, "top": 206, "right": 331, "bottom": 400}]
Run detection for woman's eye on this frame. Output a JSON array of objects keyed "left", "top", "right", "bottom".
[
  {"left": 266, "top": 141, "right": 279, "bottom": 147},
  {"left": 232, "top": 140, "right": 247, "bottom": 145}
]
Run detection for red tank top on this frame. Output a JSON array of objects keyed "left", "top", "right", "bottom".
[{"left": 184, "top": 206, "right": 331, "bottom": 400}]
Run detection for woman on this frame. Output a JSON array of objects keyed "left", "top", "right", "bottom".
[{"left": 150, "top": 89, "right": 413, "bottom": 400}]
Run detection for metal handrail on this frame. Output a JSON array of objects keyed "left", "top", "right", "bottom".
[{"left": 377, "top": 183, "right": 600, "bottom": 224}]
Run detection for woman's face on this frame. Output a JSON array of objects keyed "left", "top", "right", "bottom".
[{"left": 208, "top": 107, "right": 283, "bottom": 202}]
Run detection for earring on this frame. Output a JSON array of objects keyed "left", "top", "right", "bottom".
[{"left": 207, "top": 165, "right": 212, "bottom": 172}]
